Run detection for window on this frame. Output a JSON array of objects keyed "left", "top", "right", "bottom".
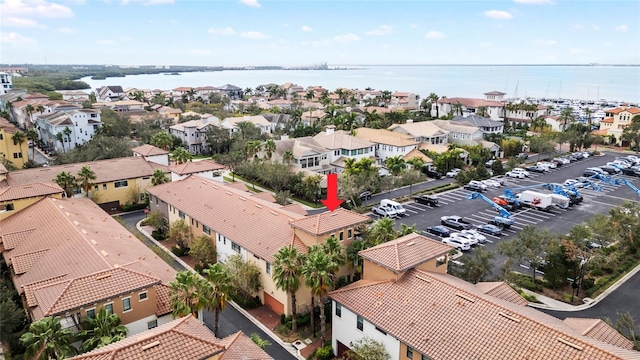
[
  {"left": 231, "top": 242, "right": 241, "bottom": 253},
  {"left": 339, "top": 232, "right": 344, "bottom": 241},
  {"left": 139, "top": 292, "right": 148, "bottom": 301},
  {"left": 348, "top": 229, "right": 352, "bottom": 238},
  {"left": 178, "top": 210, "right": 185, "bottom": 219},
  {"left": 335, "top": 303, "right": 342, "bottom": 318},
  {"left": 86, "top": 308, "right": 96, "bottom": 318},
  {"left": 422, "top": 355, "right": 432, "bottom": 360},
  {"left": 147, "top": 319, "right": 158, "bottom": 329},
  {"left": 266, "top": 262, "right": 271, "bottom": 275},
  {"left": 203, "top": 225, "right": 211, "bottom": 235},
  {"left": 356, "top": 315, "right": 363, "bottom": 331},
  {"left": 13, "top": 152, "right": 22, "bottom": 158},
  {"left": 103, "top": 184, "right": 107, "bottom": 190},
  {"left": 406, "top": 347, "right": 414, "bottom": 359},
  {"left": 105, "top": 303, "right": 113, "bottom": 314},
  {"left": 122, "top": 297, "right": 131, "bottom": 312},
  {"left": 94, "top": 185, "right": 98, "bottom": 191},
  {"left": 1, "top": 203, "right": 14, "bottom": 212},
  {"left": 375, "top": 326, "right": 387, "bottom": 335},
  {"left": 114, "top": 180, "right": 128, "bottom": 188}
]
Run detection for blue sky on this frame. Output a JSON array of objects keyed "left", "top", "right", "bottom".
[{"left": 1, "top": 0, "right": 639, "bottom": 66}]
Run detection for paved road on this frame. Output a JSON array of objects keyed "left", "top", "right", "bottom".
[{"left": 118, "top": 211, "right": 297, "bottom": 360}]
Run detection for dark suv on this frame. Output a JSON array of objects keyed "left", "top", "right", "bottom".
[
  {"left": 421, "top": 168, "right": 442, "bottom": 179},
  {"left": 414, "top": 195, "right": 439, "bottom": 207}
]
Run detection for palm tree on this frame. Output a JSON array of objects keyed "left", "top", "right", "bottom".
[
  {"left": 171, "top": 147, "right": 192, "bottom": 164},
  {"left": 12, "top": 130, "right": 26, "bottom": 161},
  {"left": 26, "top": 128, "right": 39, "bottom": 161},
  {"left": 250, "top": 333, "right": 272, "bottom": 349},
  {"left": 150, "top": 131, "right": 174, "bottom": 151},
  {"left": 63, "top": 126, "right": 73, "bottom": 149},
  {"left": 559, "top": 107, "right": 575, "bottom": 131},
  {"left": 282, "top": 149, "right": 294, "bottom": 165},
  {"left": 452, "top": 102, "right": 463, "bottom": 116},
  {"left": 322, "top": 236, "right": 346, "bottom": 274},
  {"left": 263, "top": 139, "right": 276, "bottom": 161},
  {"left": 20, "top": 316, "right": 76, "bottom": 360},
  {"left": 55, "top": 171, "right": 77, "bottom": 198},
  {"left": 585, "top": 108, "right": 594, "bottom": 130},
  {"left": 302, "top": 246, "right": 334, "bottom": 346},
  {"left": 78, "top": 307, "right": 127, "bottom": 353},
  {"left": 169, "top": 271, "right": 209, "bottom": 319},
  {"left": 384, "top": 155, "right": 406, "bottom": 176},
  {"left": 56, "top": 132, "right": 65, "bottom": 152},
  {"left": 405, "top": 156, "right": 425, "bottom": 170},
  {"left": 77, "top": 165, "right": 97, "bottom": 196},
  {"left": 244, "top": 140, "right": 262, "bottom": 159},
  {"left": 428, "top": 93, "right": 440, "bottom": 118},
  {"left": 477, "top": 106, "right": 489, "bottom": 117},
  {"left": 273, "top": 245, "right": 305, "bottom": 332},
  {"left": 202, "top": 263, "right": 233, "bottom": 336},
  {"left": 36, "top": 104, "right": 45, "bottom": 115},
  {"left": 25, "top": 104, "right": 34, "bottom": 127},
  {"left": 151, "top": 169, "right": 169, "bottom": 185},
  {"left": 305, "top": 90, "right": 315, "bottom": 101}
]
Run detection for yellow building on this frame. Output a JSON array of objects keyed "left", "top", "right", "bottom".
[
  {"left": 0, "top": 117, "right": 28, "bottom": 169},
  {"left": 597, "top": 106, "right": 640, "bottom": 145},
  {"left": 0, "top": 179, "right": 64, "bottom": 220},
  {"left": 3, "top": 157, "right": 165, "bottom": 211}
]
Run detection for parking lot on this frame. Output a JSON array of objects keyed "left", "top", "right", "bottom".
[{"left": 369, "top": 150, "right": 640, "bottom": 266}]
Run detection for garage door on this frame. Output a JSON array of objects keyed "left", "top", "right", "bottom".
[
  {"left": 337, "top": 341, "right": 350, "bottom": 357},
  {"left": 263, "top": 293, "right": 284, "bottom": 314}
]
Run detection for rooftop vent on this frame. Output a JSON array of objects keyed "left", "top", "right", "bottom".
[
  {"left": 406, "top": 241, "right": 415, "bottom": 246},
  {"left": 225, "top": 191, "right": 232, "bottom": 196},
  {"left": 455, "top": 292, "right": 476, "bottom": 303},
  {"left": 239, "top": 197, "right": 246, "bottom": 201},
  {"left": 100, "top": 250, "right": 108, "bottom": 257},
  {"left": 141, "top": 341, "right": 160, "bottom": 351},
  {"left": 255, "top": 204, "right": 262, "bottom": 209},
  {"left": 415, "top": 275, "right": 431, "bottom": 283},
  {"left": 90, "top": 239, "right": 97, "bottom": 245},
  {"left": 270, "top": 211, "right": 278, "bottom": 216},
  {"left": 557, "top": 337, "right": 583, "bottom": 351},
  {"left": 498, "top": 312, "right": 521, "bottom": 323},
  {"left": 95, "top": 273, "right": 111, "bottom": 280}
]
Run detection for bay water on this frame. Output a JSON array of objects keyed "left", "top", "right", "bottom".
[{"left": 81, "top": 65, "right": 640, "bottom": 103}]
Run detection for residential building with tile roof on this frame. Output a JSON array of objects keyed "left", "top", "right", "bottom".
[
  {"left": 93, "top": 100, "right": 146, "bottom": 113},
  {"left": 0, "top": 182, "right": 64, "bottom": 220},
  {"left": 96, "top": 85, "right": 125, "bottom": 102},
  {"left": 220, "top": 115, "right": 273, "bottom": 135},
  {"left": 131, "top": 144, "right": 170, "bottom": 166},
  {"left": 451, "top": 114, "right": 505, "bottom": 134},
  {"left": 68, "top": 315, "right": 273, "bottom": 360},
  {"left": 352, "top": 127, "right": 419, "bottom": 166},
  {"left": 313, "top": 126, "right": 376, "bottom": 173},
  {"left": 329, "top": 233, "right": 639, "bottom": 360},
  {"left": 3, "top": 156, "right": 158, "bottom": 213},
  {"left": 147, "top": 175, "right": 370, "bottom": 315},
  {"left": 390, "top": 91, "right": 419, "bottom": 110},
  {"left": 435, "top": 96, "right": 506, "bottom": 121},
  {"left": 272, "top": 136, "right": 333, "bottom": 175},
  {"left": 0, "top": 117, "right": 28, "bottom": 168},
  {"left": 0, "top": 197, "right": 177, "bottom": 335},
  {"left": 33, "top": 108, "right": 102, "bottom": 153},
  {"left": 598, "top": 107, "right": 640, "bottom": 145},
  {"left": 169, "top": 117, "right": 221, "bottom": 154},
  {"left": 169, "top": 159, "right": 225, "bottom": 182}
]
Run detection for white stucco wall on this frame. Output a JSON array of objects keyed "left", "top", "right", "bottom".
[{"left": 331, "top": 301, "right": 400, "bottom": 359}]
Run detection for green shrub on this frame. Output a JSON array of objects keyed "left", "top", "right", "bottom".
[
  {"left": 231, "top": 293, "right": 261, "bottom": 309},
  {"left": 171, "top": 246, "right": 189, "bottom": 256},
  {"left": 280, "top": 313, "right": 286, "bottom": 325},
  {"left": 581, "top": 278, "right": 595, "bottom": 291},
  {"left": 151, "top": 229, "right": 166, "bottom": 241},
  {"left": 590, "top": 268, "right": 604, "bottom": 277},
  {"left": 122, "top": 203, "right": 148, "bottom": 212},
  {"left": 314, "top": 345, "right": 333, "bottom": 360}
]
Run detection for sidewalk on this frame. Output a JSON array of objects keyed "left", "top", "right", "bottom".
[
  {"left": 524, "top": 261, "right": 640, "bottom": 312},
  {"left": 135, "top": 221, "right": 305, "bottom": 360}
]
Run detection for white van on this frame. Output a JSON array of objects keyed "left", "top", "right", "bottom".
[{"left": 380, "top": 199, "right": 406, "bottom": 216}]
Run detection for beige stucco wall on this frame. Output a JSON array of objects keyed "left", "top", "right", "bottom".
[{"left": 0, "top": 193, "right": 63, "bottom": 220}]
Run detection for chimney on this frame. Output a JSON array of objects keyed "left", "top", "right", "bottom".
[
  {"left": 326, "top": 125, "right": 336, "bottom": 135},
  {"left": 406, "top": 119, "right": 414, "bottom": 124}
]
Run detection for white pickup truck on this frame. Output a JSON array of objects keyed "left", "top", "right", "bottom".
[{"left": 371, "top": 204, "right": 399, "bottom": 218}]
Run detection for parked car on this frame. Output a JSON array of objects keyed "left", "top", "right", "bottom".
[
  {"left": 464, "top": 180, "right": 487, "bottom": 192},
  {"left": 446, "top": 168, "right": 461, "bottom": 178},
  {"left": 440, "top": 215, "right": 473, "bottom": 230},
  {"left": 554, "top": 157, "right": 570, "bottom": 165},
  {"left": 563, "top": 179, "right": 585, "bottom": 188},
  {"left": 622, "top": 167, "right": 640, "bottom": 176},
  {"left": 505, "top": 170, "right": 526, "bottom": 179},
  {"left": 425, "top": 225, "right": 451, "bottom": 237},
  {"left": 371, "top": 205, "right": 398, "bottom": 218},
  {"left": 460, "top": 229, "right": 487, "bottom": 244},
  {"left": 492, "top": 176, "right": 506, "bottom": 186},
  {"left": 359, "top": 191, "right": 372, "bottom": 200},
  {"left": 421, "top": 167, "right": 443, "bottom": 179},
  {"left": 485, "top": 159, "right": 497, "bottom": 168},
  {"left": 537, "top": 161, "right": 557, "bottom": 169},
  {"left": 516, "top": 152, "right": 529, "bottom": 160},
  {"left": 599, "top": 165, "right": 621, "bottom": 175},
  {"left": 450, "top": 232, "right": 478, "bottom": 246},
  {"left": 414, "top": 195, "right": 439, "bottom": 207},
  {"left": 583, "top": 167, "right": 607, "bottom": 177},
  {"left": 476, "top": 224, "right": 503, "bottom": 236},
  {"left": 481, "top": 179, "right": 502, "bottom": 188},
  {"left": 442, "top": 237, "right": 472, "bottom": 251},
  {"left": 525, "top": 165, "right": 548, "bottom": 173}
]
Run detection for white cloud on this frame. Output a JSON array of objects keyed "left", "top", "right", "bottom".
[
  {"left": 208, "top": 27, "right": 235, "bottom": 35},
  {"left": 2, "top": 16, "right": 43, "bottom": 27},
  {"left": 241, "top": 31, "right": 268, "bottom": 39},
  {"left": 365, "top": 25, "right": 393, "bottom": 36},
  {"left": 301, "top": 25, "right": 312, "bottom": 32},
  {"left": 569, "top": 48, "right": 584, "bottom": 54},
  {"left": 0, "top": 31, "right": 36, "bottom": 43},
  {"left": 57, "top": 27, "right": 76, "bottom": 33},
  {"left": 514, "top": 0, "right": 553, "bottom": 4},
  {"left": 484, "top": 10, "right": 513, "bottom": 19},
  {"left": 0, "top": 0, "right": 74, "bottom": 18},
  {"left": 239, "top": 0, "right": 260, "bottom": 8},
  {"left": 615, "top": 24, "right": 628, "bottom": 32},
  {"left": 333, "top": 33, "right": 360, "bottom": 43},
  {"left": 533, "top": 38, "right": 556, "bottom": 46},
  {"left": 424, "top": 31, "right": 445, "bottom": 39}
]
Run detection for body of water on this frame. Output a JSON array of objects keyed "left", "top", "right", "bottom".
[{"left": 81, "top": 65, "right": 640, "bottom": 103}]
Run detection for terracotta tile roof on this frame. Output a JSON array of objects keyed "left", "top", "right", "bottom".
[
  {"left": 431, "top": 119, "right": 481, "bottom": 134},
  {"left": 600, "top": 117, "right": 614, "bottom": 123},
  {"left": 474, "top": 282, "right": 528, "bottom": 306},
  {"left": 437, "top": 97, "right": 505, "bottom": 108},
  {"left": 148, "top": 176, "right": 307, "bottom": 262},
  {"left": 154, "top": 284, "right": 172, "bottom": 316},
  {"left": 402, "top": 148, "right": 432, "bottom": 163},
  {"left": 313, "top": 129, "right": 374, "bottom": 150},
  {"left": 2, "top": 197, "right": 176, "bottom": 298},
  {"left": 68, "top": 315, "right": 227, "bottom": 360},
  {"left": 7, "top": 157, "right": 157, "bottom": 186},
  {"left": 606, "top": 107, "right": 640, "bottom": 115},
  {"left": 217, "top": 330, "right": 273, "bottom": 360},
  {"left": 280, "top": 203, "right": 309, "bottom": 216},
  {"left": 359, "top": 233, "right": 452, "bottom": 273},
  {"left": 353, "top": 127, "right": 418, "bottom": 147},
  {"left": 564, "top": 318, "right": 635, "bottom": 350},
  {"left": 0, "top": 182, "right": 63, "bottom": 201},
  {"left": 392, "top": 92, "right": 411, "bottom": 97},
  {"left": 330, "top": 269, "right": 640, "bottom": 360},
  {"left": 29, "top": 267, "right": 161, "bottom": 317},
  {"left": 169, "top": 160, "right": 225, "bottom": 175},
  {"left": 170, "top": 118, "right": 220, "bottom": 131},
  {"left": 12, "top": 248, "right": 50, "bottom": 275},
  {"left": 389, "top": 122, "right": 449, "bottom": 138},
  {"left": 289, "top": 208, "right": 370, "bottom": 236},
  {"left": 131, "top": 144, "right": 169, "bottom": 156}
]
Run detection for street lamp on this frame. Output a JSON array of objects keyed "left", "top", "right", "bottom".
[{"left": 577, "top": 258, "right": 588, "bottom": 298}]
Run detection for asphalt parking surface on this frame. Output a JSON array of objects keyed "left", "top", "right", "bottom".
[{"left": 369, "top": 151, "right": 640, "bottom": 271}]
